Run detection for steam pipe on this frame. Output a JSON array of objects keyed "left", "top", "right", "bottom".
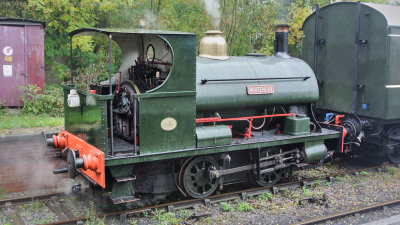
[
  {"left": 108, "top": 33, "right": 114, "bottom": 156},
  {"left": 70, "top": 37, "right": 73, "bottom": 85}
]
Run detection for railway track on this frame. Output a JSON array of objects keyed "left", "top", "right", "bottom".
[
  {"left": 24, "top": 164, "right": 393, "bottom": 225},
  {"left": 292, "top": 198, "right": 400, "bottom": 225},
  {"left": 0, "top": 192, "right": 66, "bottom": 208}
]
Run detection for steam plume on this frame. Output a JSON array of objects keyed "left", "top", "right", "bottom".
[{"left": 204, "top": 0, "right": 221, "bottom": 28}]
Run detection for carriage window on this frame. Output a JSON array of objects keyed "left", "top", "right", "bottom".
[{"left": 146, "top": 44, "right": 155, "bottom": 62}]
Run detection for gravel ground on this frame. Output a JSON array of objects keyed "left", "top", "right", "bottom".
[
  {"left": 2, "top": 164, "right": 399, "bottom": 225},
  {"left": 126, "top": 166, "right": 400, "bottom": 225}
]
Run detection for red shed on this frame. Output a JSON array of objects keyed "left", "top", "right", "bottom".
[{"left": 0, "top": 18, "right": 45, "bottom": 107}]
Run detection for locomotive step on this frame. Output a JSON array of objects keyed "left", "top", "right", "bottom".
[{"left": 116, "top": 175, "right": 137, "bottom": 182}]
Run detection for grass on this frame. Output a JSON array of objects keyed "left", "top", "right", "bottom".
[
  {"left": 220, "top": 202, "right": 233, "bottom": 212},
  {"left": 151, "top": 209, "right": 179, "bottom": 225},
  {"left": 302, "top": 186, "right": 312, "bottom": 197},
  {"left": 86, "top": 201, "right": 105, "bottom": 225},
  {"left": 386, "top": 167, "right": 400, "bottom": 176},
  {"left": 0, "top": 186, "right": 6, "bottom": 199},
  {"left": 280, "top": 188, "right": 290, "bottom": 197},
  {"left": 0, "top": 114, "right": 63, "bottom": 129},
  {"left": 337, "top": 174, "right": 350, "bottom": 183},
  {"left": 236, "top": 202, "right": 254, "bottom": 212},
  {"left": 29, "top": 200, "right": 43, "bottom": 212},
  {"left": 313, "top": 179, "right": 322, "bottom": 187},
  {"left": 360, "top": 171, "right": 368, "bottom": 176},
  {"left": 258, "top": 192, "right": 274, "bottom": 201}
]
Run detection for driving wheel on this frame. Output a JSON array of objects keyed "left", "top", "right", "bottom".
[{"left": 180, "top": 156, "right": 220, "bottom": 198}]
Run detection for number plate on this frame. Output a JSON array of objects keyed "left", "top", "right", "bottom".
[{"left": 247, "top": 85, "right": 274, "bottom": 95}]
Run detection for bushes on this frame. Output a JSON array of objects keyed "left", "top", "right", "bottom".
[{"left": 19, "top": 84, "right": 64, "bottom": 117}]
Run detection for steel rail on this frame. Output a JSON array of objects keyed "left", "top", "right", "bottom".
[
  {"left": 42, "top": 164, "right": 398, "bottom": 225},
  {"left": 291, "top": 198, "right": 400, "bottom": 225},
  {"left": 0, "top": 192, "right": 66, "bottom": 208}
]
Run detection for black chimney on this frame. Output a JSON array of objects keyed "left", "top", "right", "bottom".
[{"left": 274, "top": 24, "right": 290, "bottom": 58}]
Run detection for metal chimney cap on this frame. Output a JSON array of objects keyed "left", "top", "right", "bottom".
[
  {"left": 199, "top": 30, "right": 229, "bottom": 60},
  {"left": 204, "top": 30, "right": 224, "bottom": 35},
  {"left": 276, "top": 24, "right": 290, "bottom": 32}
]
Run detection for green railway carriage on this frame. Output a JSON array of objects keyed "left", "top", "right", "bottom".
[
  {"left": 45, "top": 26, "right": 342, "bottom": 204},
  {"left": 301, "top": 2, "right": 400, "bottom": 163}
]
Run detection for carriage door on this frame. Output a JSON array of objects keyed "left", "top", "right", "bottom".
[{"left": 0, "top": 25, "right": 26, "bottom": 106}]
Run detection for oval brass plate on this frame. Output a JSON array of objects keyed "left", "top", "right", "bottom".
[{"left": 161, "top": 117, "right": 177, "bottom": 131}]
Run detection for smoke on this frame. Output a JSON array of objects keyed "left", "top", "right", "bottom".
[
  {"left": 203, "top": 0, "right": 221, "bottom": 28},
  {"left": 0, "top": 136, "right": 70, "bottom": 195}
]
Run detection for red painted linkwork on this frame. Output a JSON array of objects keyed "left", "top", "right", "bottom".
[{"left": 196, "top": 113, "right": 296, "bottom": 139}]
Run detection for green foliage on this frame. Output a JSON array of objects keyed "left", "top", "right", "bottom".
[
  {"left": 220, "top": 202, "right": 233, "bottom": 212},
  {"left": 86, "top": 201, "right": 105, "bottom": 225},
  {"left": 302, "top": 186, "right": 312, "bottom": 197},
  {"left": 29, "top": 200, "right": 43, "bottom": 212},
  {"left": 0, "top": 99, "right": 6, "bottom": 106},
  {"left": 1, "top": 216, "right": 11, "bottom": 225},
  {"left": 151, "top": 209, "right": 179, "bottom": 225},
  {"left": 360, "top": 171, "right": 368, "bottom": 176},
  {"left": 19, "top": 84, "right": 64, "bottom": 116},
  {"left": 236, "top": 202, "right": 254, "bottom": 212},
  {"left": 0, "top": 114, "right": 63, "bottom": 129},
  {"left": 313, "top": 179, "right": 322, "bottom": 187},
  {"left": 386, "top": 167, "right": 400, "bottom": 176},
  {"left": 280, "top": 188, "right": 290, "bottom": 197},
  {"left": 220, "top": 0, "right": 276, "bottom": 56},
  {"left": 258, "top": 192, "right": 274, "bottom": 201},
  {"left": 325, "top": 182, "right": 332, "bottom": 187},
  {"left": 0, "top": 0, "right": 394, "bottom": 85},
  {"left": 0, "top": 186, "right": 6, "bottom": 199},
  {"left": 159, "top": 0, "right": 212, "bottom": 48},
  {"left": 178, "top": 209, "right": 192, "bottom": 219}
]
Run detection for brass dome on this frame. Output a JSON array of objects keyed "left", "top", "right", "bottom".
[{"left": 199, "top": 30, "right": 229, "bottom": 60}]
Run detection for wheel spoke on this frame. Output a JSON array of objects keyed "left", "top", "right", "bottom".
[{"left": 194, "top": 164, "right": 200, "bottom": 171}]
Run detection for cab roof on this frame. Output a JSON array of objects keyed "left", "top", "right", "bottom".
[
  {"left": 302, "top": 2, "right": 400, "bottom": 29},
  {"left": 69, "top": 27, "right": 195, "bottom": 37}
]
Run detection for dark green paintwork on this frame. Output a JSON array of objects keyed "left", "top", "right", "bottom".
[
  {"left": 304, "top": 141, "right": 327, "bottom": 163},
  {"left": 109, "top": 165, "right": 135, "bottom": 199},
  {"left": 284, "top": 116, "right": 310, "bottom": 136},
  {"left": 196, "top": 125, "right": 232, "bottom": 147},
  {"left": 137, "top": 34, "right": 197, "bottom": 154},
  {"left": 302, "top": 2, "right": 400, "bottom": 120},
  {"left": 105, "top": 131, "right": 340, "bottom": 167},
  {"left": 65, "top": 28, "right": 341, "bottom": 173},
  {"left": 63, "top": 85, "right": 113, "bottom": 155},
  {"left": 196, "top": 56, "right": 319, "bottom": 111}
]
